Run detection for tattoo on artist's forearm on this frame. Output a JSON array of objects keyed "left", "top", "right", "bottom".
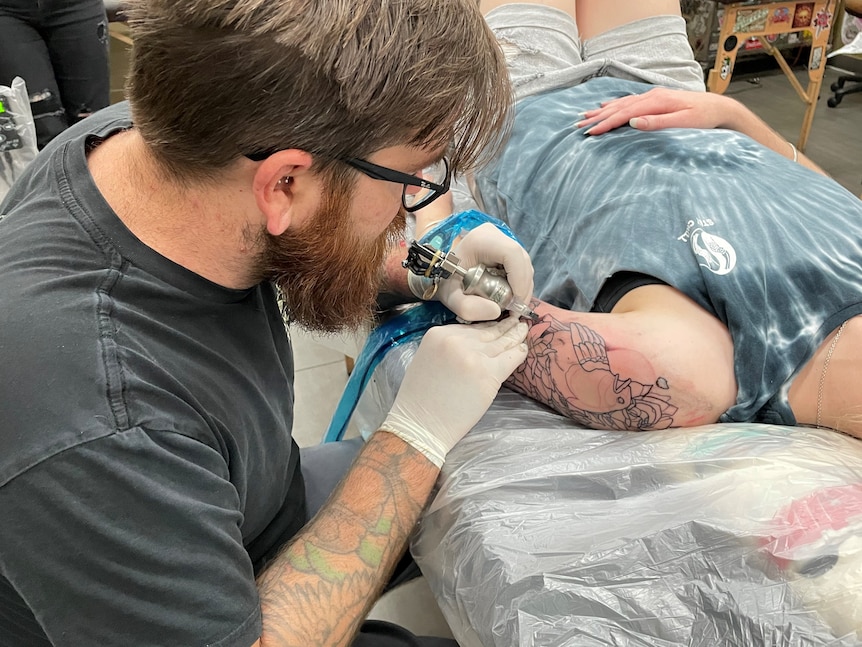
[
  {"left": 257, "top": 437, "right": 433, "bottom": 646},
  {"left": 507, "top": 306, "right": 678, "bottom": 430}
]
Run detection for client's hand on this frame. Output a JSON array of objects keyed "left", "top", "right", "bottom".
[
  {"left": 378, "top": 317, "right": 529, "bottom": 467},
  {"left": 576, "top": 88, "right": 740, "bottom": 136},
  {"left": 436, "top": 223, "right": 534, "bottom": 321}
]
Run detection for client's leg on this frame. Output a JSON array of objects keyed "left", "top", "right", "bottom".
[
  {"left": 478, "top": 2, "right": 588, "bottom": 104},
  {"left": 576, "top": 0, "right": 704, "bottom": 92},
  {"left": 480, "top": 0, "right": 575, "bottom": 17},
  {"left": 506, "top": 285, "right": 737, "bottom": 431},
  {"left": 575, "top": 0, "right": 681, "bottom": 40}
]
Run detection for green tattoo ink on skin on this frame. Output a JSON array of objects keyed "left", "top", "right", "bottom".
[
  {"left": 375, "top": 518, "right": 392, "bottom": 534},
  {"left": 306, "top": 545, "right": 347, "bottom": 582},
  {"left": 359, "top": 539, "right": 384, "bottom": 567}
]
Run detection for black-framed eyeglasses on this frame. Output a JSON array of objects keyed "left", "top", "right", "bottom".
[
  {"left": 342, "top": 157, "right": 451, "bottom": 213},
  {"left": 245, "top": 149, "right": 451, "bottom": 213}
]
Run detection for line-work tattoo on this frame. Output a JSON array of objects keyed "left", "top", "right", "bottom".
[{"left": 506, "top": 308, "right": 678, "bottom": 430}]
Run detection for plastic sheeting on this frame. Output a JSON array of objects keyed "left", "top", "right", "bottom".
[
  {"left": 353, "top": 341, "right": 862, "bottom": 646},
  {"left": 830, "top": 10, "right": 862, "bottom": 57},
  {"left": 0, "top": 77, "right": 38, "bottom": 204}
]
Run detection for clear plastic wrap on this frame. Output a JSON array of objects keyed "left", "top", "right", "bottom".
[
  {"left": 0, "top": 77, "right": 38, "bottom": 204},
  {"left": 830, "top": 10, "right": 862, "bottom": 57},
  {"left": 353, "top": 341, "right": 862, "bottom": 646}
]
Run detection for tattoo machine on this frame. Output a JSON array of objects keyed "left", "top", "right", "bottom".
[{"left": 404, "top": 240, "right": 540, "bottom": 322}]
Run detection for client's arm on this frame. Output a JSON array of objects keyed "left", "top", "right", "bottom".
[
  {"left": 507, "top": 289, "right": 737, "bottom": 431},
  {"left": 577, "top": 88, "right": 828, "bottom": 177},
  {"left": 383, "top": 196, "right": 737, "bottom": 431}
]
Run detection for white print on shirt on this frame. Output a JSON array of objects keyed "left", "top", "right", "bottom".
[{"left": 677, "top": 220, "right": 737, "bottom": 276}]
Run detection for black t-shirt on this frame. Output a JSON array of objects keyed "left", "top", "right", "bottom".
[{"left": 0, "top": 103, "right": 304, "bottom": 646}]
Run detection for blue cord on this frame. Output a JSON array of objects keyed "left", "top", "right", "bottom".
[{"left": 320, "top": 210, "right": 522, "bottom": 443}]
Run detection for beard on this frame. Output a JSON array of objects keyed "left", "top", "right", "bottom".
[{"left": 254, "top": 175, "right": 407, "bottom": 333}]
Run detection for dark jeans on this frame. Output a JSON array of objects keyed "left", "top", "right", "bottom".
[
  {"left": 0, "top": 0, "right": 110, "bottom": 148},
  {"left": 301, "top": 438, "right": 458, "bottom": 647}
]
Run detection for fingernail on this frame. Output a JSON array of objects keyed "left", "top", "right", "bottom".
[
  {"left": 629, "top": 117, "right": 645, "bottom": 129},
  {"left": 517, "top": 322, "right": 528, "bottom": 336},
  {"left": 584, "top": 127, "right": 594, "bottom": 136}
]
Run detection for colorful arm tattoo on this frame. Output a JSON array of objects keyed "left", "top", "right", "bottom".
[{"left": 257, "top": 433, "right": 437, "bottom": 646}]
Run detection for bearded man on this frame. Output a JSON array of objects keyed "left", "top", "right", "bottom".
[{"left": 0, "top": 1, "right": 534, "bottom": 646}]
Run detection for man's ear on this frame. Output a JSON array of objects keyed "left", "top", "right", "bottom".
[{"left": 252, "top": 149, "right": 317, "bottom": 236}]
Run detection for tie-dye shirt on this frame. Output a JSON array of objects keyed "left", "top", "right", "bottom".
[{"left": 473, "top": 76, "right": 862, "bottom": 425}]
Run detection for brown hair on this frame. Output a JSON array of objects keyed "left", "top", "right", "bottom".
[{"left": 124, "top": 0, "right": 511, "bottom": 182}]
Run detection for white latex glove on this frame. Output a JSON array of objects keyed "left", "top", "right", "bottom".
[
  {"left": 437, "top": 223, "right": 534, "bottom": 322},
  {"left": 378, "top": 317, "right": 529, "bottom": 467}
]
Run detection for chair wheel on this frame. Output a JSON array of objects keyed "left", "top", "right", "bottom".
[
  {"left": 828, "top": 96, "right": 841, "bottom": 108},
  {"left": 830, "top": 81, "right": 842, "bottom": 92}
]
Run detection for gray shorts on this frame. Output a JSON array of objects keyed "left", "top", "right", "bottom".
[
  {"left": 450, "top": 4, "right": 706, "bottom": 214},
  {"left": 485, "top": 4, "right": 706, "bottom": 101}
]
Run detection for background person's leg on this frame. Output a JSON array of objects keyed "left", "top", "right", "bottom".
[
  {"left": 0, "top": 5, "right": 68, "bottom": 148},
  {"left": 41, "top": 0, "right": 110, "bottom": 124},
  {"left": 575, "top": 0, "right": 681, "bottom": 40}
]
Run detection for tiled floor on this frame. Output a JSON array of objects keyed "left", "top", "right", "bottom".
[
  {"left": 291, "top": 64, "right": 862, "bottom": 640},
  {"left": 726, "top": 63, "right": 861, "bottom": 194}
]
